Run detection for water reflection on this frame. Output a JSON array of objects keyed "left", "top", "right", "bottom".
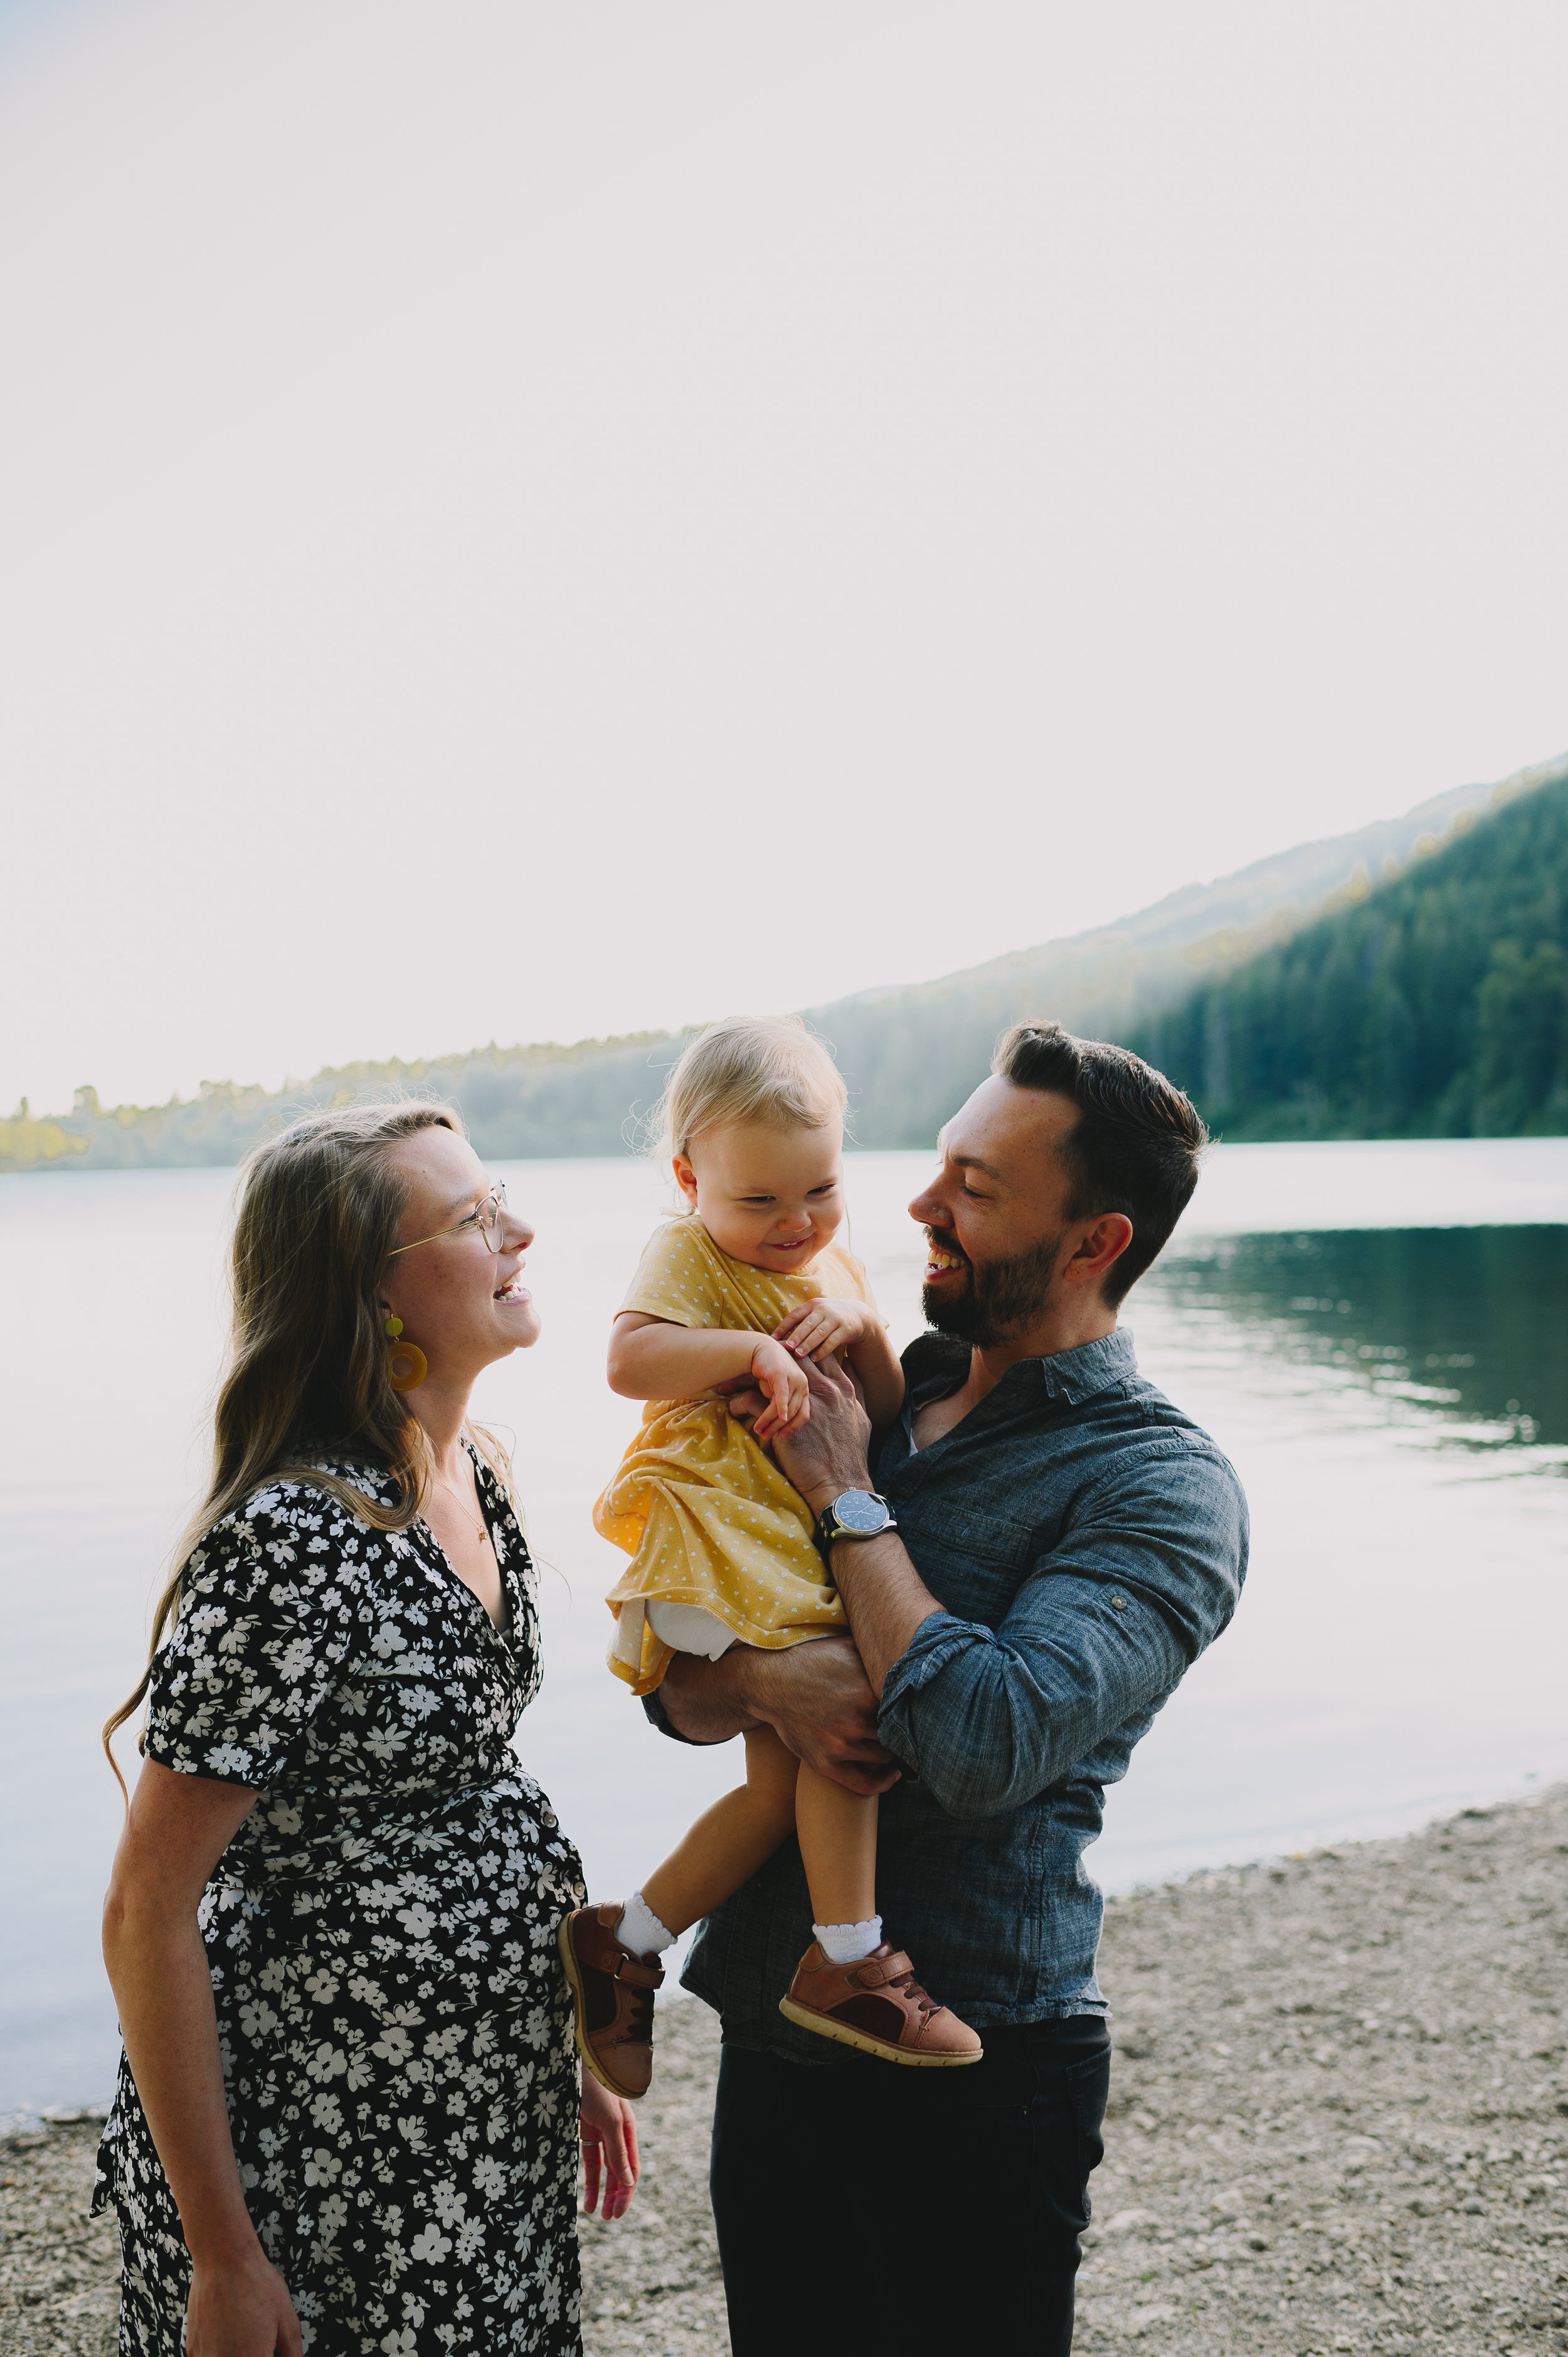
[
  {"left": 4, "top": 1156, "right": 1568, "bottom": 2113},
  {"left": 1151, "top": 1225, "right": 1568, "bottom": 1460}
]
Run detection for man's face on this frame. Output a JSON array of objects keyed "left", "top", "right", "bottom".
[{"left": 909, "top": 1077, "right": 1083, "bottom": 1344}]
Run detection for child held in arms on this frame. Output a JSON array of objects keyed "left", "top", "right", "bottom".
[{"left": 558, "top": 1015, "right": 982, "bottom": 2095}]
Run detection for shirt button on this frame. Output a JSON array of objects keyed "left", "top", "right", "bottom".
[{"left": 1110, "top": 1594, "right": 1128, "bottom": 1610}]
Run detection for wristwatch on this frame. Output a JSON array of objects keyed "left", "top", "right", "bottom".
[{"left": 814, "top": 1488, "right": 898, "bottom": 1553}]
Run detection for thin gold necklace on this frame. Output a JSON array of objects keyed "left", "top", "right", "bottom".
[{"left": 432, "top": 1471, "right": 489, "bottom": 1546}]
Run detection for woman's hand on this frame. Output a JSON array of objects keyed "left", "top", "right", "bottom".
[
  {"left": 773, "top": 1297, "right": 876, "bottom": 1365},
  {"left": 186, "top": 2245, "right": 302, "bottom": 2357},
  {"left": 580, "top": 2073, "right": 640, "bottom": 2221},
  {"left": 749, "top": 1336, "right": 810, "bottom": 1444}
]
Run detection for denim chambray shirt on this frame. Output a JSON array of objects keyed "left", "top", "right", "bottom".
[{"left": 670, "top": 1324, "right": 1248, "bottom": 2063}]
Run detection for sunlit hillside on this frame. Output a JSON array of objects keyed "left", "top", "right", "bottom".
[
  {"left": 1133, "top": 763, "right": 1568, "bottom": 1140},
  {"left": 4, "top": 752, "right": 1564, "bottom": 1171}
]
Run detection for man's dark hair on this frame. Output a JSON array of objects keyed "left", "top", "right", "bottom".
[{"left": 992, "top": 1022, "right": 1208, "bottom": 1306}]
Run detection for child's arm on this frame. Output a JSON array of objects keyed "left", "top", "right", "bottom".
[
  {"left": 771, "top": 1300, "right": 906, "bottom": 1430},
  {"left": 608, "top": 1313, "right": 809, "bottom": 1444}
]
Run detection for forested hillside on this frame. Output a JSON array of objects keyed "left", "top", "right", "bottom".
[
  {"left": 5, "top": 752, "right": 1564, "bottom": 1171},
  {"left": 1132, "top": 772, "right": 1568, "bottom": 1139}
]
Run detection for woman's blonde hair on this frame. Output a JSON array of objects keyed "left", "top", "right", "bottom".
[
  {"left": 652, "top": 1014, "right": 847, "bottom": 1168},
  {"left": 102, "top": 1098, "right": 507, "bottom": 1794}
]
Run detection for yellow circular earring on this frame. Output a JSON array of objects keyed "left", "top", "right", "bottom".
[{"left": 384, "top": 1314, "right": 428, "bottom": 1393}]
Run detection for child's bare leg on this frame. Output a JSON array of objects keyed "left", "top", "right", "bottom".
[
  {"left": 781, "top": 1765, "right": 983, "bottom": 2067},
  {"left": 794, "top": 1762, "right": 879, "bottom": 1930},
  {"left": 641, "top": 1725, "right": 800, "bottom": 1936}
]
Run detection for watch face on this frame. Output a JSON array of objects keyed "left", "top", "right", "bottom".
[{"left": 834, "top": 1490, "right": 889, "bottom": 1535}]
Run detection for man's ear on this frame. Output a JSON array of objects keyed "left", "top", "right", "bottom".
[{"left": 1064, "top": 1213, "right": 1133, "bottom": 1287}]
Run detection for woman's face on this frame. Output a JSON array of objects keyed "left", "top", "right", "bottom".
[{"left": 379, "top": 1127, "right": 538, "bottom": 1381}]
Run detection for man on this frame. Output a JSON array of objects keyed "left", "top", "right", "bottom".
[{"left": 645, "top": 1023, "right": 1248, "bottom": 2353}]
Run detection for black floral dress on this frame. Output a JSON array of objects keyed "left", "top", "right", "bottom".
[{"left": 93, "top": 1449, "right": 587, "bottom": 2357}]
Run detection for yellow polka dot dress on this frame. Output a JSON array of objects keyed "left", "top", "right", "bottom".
[{"left": 595, "top": 1219, "right": 878, "bottom": 1696}]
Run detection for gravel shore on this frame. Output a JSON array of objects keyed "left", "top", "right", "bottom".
[{"left": 6, "top": 1789, "right": 1564, "bottom": 2356}]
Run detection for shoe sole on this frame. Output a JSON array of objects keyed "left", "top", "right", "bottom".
[
  {"left": 558, "top": 1915, "right": 650, "bottom": 2103},
  {"left": 778, "top": 1995, "right": 983, "bottom": 2066}
]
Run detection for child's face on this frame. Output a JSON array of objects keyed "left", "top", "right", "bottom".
[{"left": 675, "top": 1116, "right": 845, "bottom": 1274}]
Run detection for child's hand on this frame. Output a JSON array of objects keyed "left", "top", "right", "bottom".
[
  {"left": 750, "top": 1336, "right": 811, "bottom": 1444},
  {"left": 774, "top": 1297, "right": 876, "bottom": 1365}
]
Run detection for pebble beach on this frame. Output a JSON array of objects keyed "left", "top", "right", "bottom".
[{"left": 6, "top": 1788, "right": 1565, "bottom": 2356}]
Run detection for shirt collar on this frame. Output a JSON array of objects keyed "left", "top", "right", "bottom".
[
  {"left": 1029, "top": 1325, "right": 1137, "bottom": 1404},
  {"left": 902, "top": 1323, "right": 1139, "bottom": 1417}
]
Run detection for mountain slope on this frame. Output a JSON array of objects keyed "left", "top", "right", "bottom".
[
  {"left": 1131, "top": 768, "right": 1568, "bottom": 1139},
  {"left": 807, "top": 757, "right": 1566, "bottom": 1145},
  {"left": 4, "top": 751, "right": 1564, "bottom": 1171}
]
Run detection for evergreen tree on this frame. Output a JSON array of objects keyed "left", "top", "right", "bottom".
[{"left": 1133, "top": 776, "right": 1568, "bottom": 1138}]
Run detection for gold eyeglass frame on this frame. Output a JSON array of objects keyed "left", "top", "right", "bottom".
[{"left": 388, "top": 1181, "right": 509, "bottom": 1258}]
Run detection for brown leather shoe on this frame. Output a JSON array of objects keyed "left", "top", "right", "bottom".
[
  {"left": 558, "top": 1903, "right": 665, "bottom": 2099},
  {"left": 779, "top": 1941, "right": 983, "bottom": 2066}
]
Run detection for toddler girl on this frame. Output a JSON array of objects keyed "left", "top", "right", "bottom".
[{"left": 559, "top": 1015, "right": 982, "bottom": 2097}]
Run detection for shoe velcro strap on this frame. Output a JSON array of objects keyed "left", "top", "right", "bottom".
[
  {"left": 612, "top": 1953, "right": 666, "bottom": 1988},
  {"left": 852, "top": 1950, "right": 914, "bottom": 1990}
]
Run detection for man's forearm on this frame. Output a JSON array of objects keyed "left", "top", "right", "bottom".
[
  {"left": 825, "top": 1529, "right": 945, "bottom": 1696},
  {"left": 761, "top": 1349, "right": 946, "bottom": 1690},
  {"left": 657, "top": 1650, "right": 763, "bottom": 1745}
]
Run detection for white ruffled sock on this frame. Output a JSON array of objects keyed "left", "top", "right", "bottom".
[
  {"left": 813, "top": 1916, "right": 883, "bottom": 1965},
  {"left": 615, "top": 1890, "right": 677, "bottom": 1959}
]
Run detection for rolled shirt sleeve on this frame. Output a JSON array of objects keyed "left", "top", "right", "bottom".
[{"left": 877, "top": 1437, "right": 1248, "bottom": 1819}]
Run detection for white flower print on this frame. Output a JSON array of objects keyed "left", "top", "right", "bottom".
[
  {"left": 277, "top": 1636, "right": 317, "bottom": 1683},
  {"left": 95, "top": 1450, "right": 585, "bottom": 2357},
  {"left": 306, "top": 2041, "right": 348, "bottom": 2085}
]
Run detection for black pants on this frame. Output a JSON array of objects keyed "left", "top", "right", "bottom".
[{"left": 709, "top": 2015, "right": 1111, "bottom": 2356}]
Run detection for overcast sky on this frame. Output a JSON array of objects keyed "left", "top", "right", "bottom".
[{"left": 4, "top": 1, "right": 1567, "bottom": 1113}]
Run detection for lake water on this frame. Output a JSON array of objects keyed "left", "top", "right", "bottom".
[{"left": 3, "top": 1139, "right": 1567, "bottom": 2117}]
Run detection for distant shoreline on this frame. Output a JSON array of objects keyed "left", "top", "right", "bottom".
[{"left": 10, "top": 750, "right": 1567, "bottom": 1179}]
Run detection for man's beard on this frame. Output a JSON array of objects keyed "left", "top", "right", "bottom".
[{"left": 921, "top": 1231, "right": 1065, "bottom": 1346}]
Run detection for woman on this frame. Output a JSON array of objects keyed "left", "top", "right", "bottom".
[{"left": 96, "top": 1103, "right": 638, "bottom": 2357}]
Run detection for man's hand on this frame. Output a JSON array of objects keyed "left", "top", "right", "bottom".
[
  {"left": 726, "top": 1354, "right": 946, "bottom": 1696},
  {"left": 743, "top": 1639, "right": 901, "bottom": 1793},
  {"left": 659, "top": 1639, "right": 900, "bottom": 1796},
  {"left": 731, "top": 1349, "right": 875, "bottom": 1515}
]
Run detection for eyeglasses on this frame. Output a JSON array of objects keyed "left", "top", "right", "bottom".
[{"left": 388, "top": 1181, "right": 510, "bottom": 1258}]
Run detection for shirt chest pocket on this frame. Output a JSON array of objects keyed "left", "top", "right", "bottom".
[{"left": 905, "top": 1502, "right": 1047, "bottom": 1625}]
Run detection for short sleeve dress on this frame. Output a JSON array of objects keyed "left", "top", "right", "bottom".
[
  {"left": 93, "top": 1447, "right": 586, "bottom": 2357},
  {"left": 592, "top": 1219, "right": 879, "bottom": 1696}
]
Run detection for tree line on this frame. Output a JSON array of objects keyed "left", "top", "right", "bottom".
[
  {"left": 5, "top": 757, "right": 1564, "bottom": 1173},
  {"left": 1130, "top": 772, "right": 1568, "bottom": 1139}
]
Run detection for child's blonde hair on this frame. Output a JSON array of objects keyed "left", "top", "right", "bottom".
[{"left": 653, "top": 1014, "right": 847, "bottom": 1166}]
